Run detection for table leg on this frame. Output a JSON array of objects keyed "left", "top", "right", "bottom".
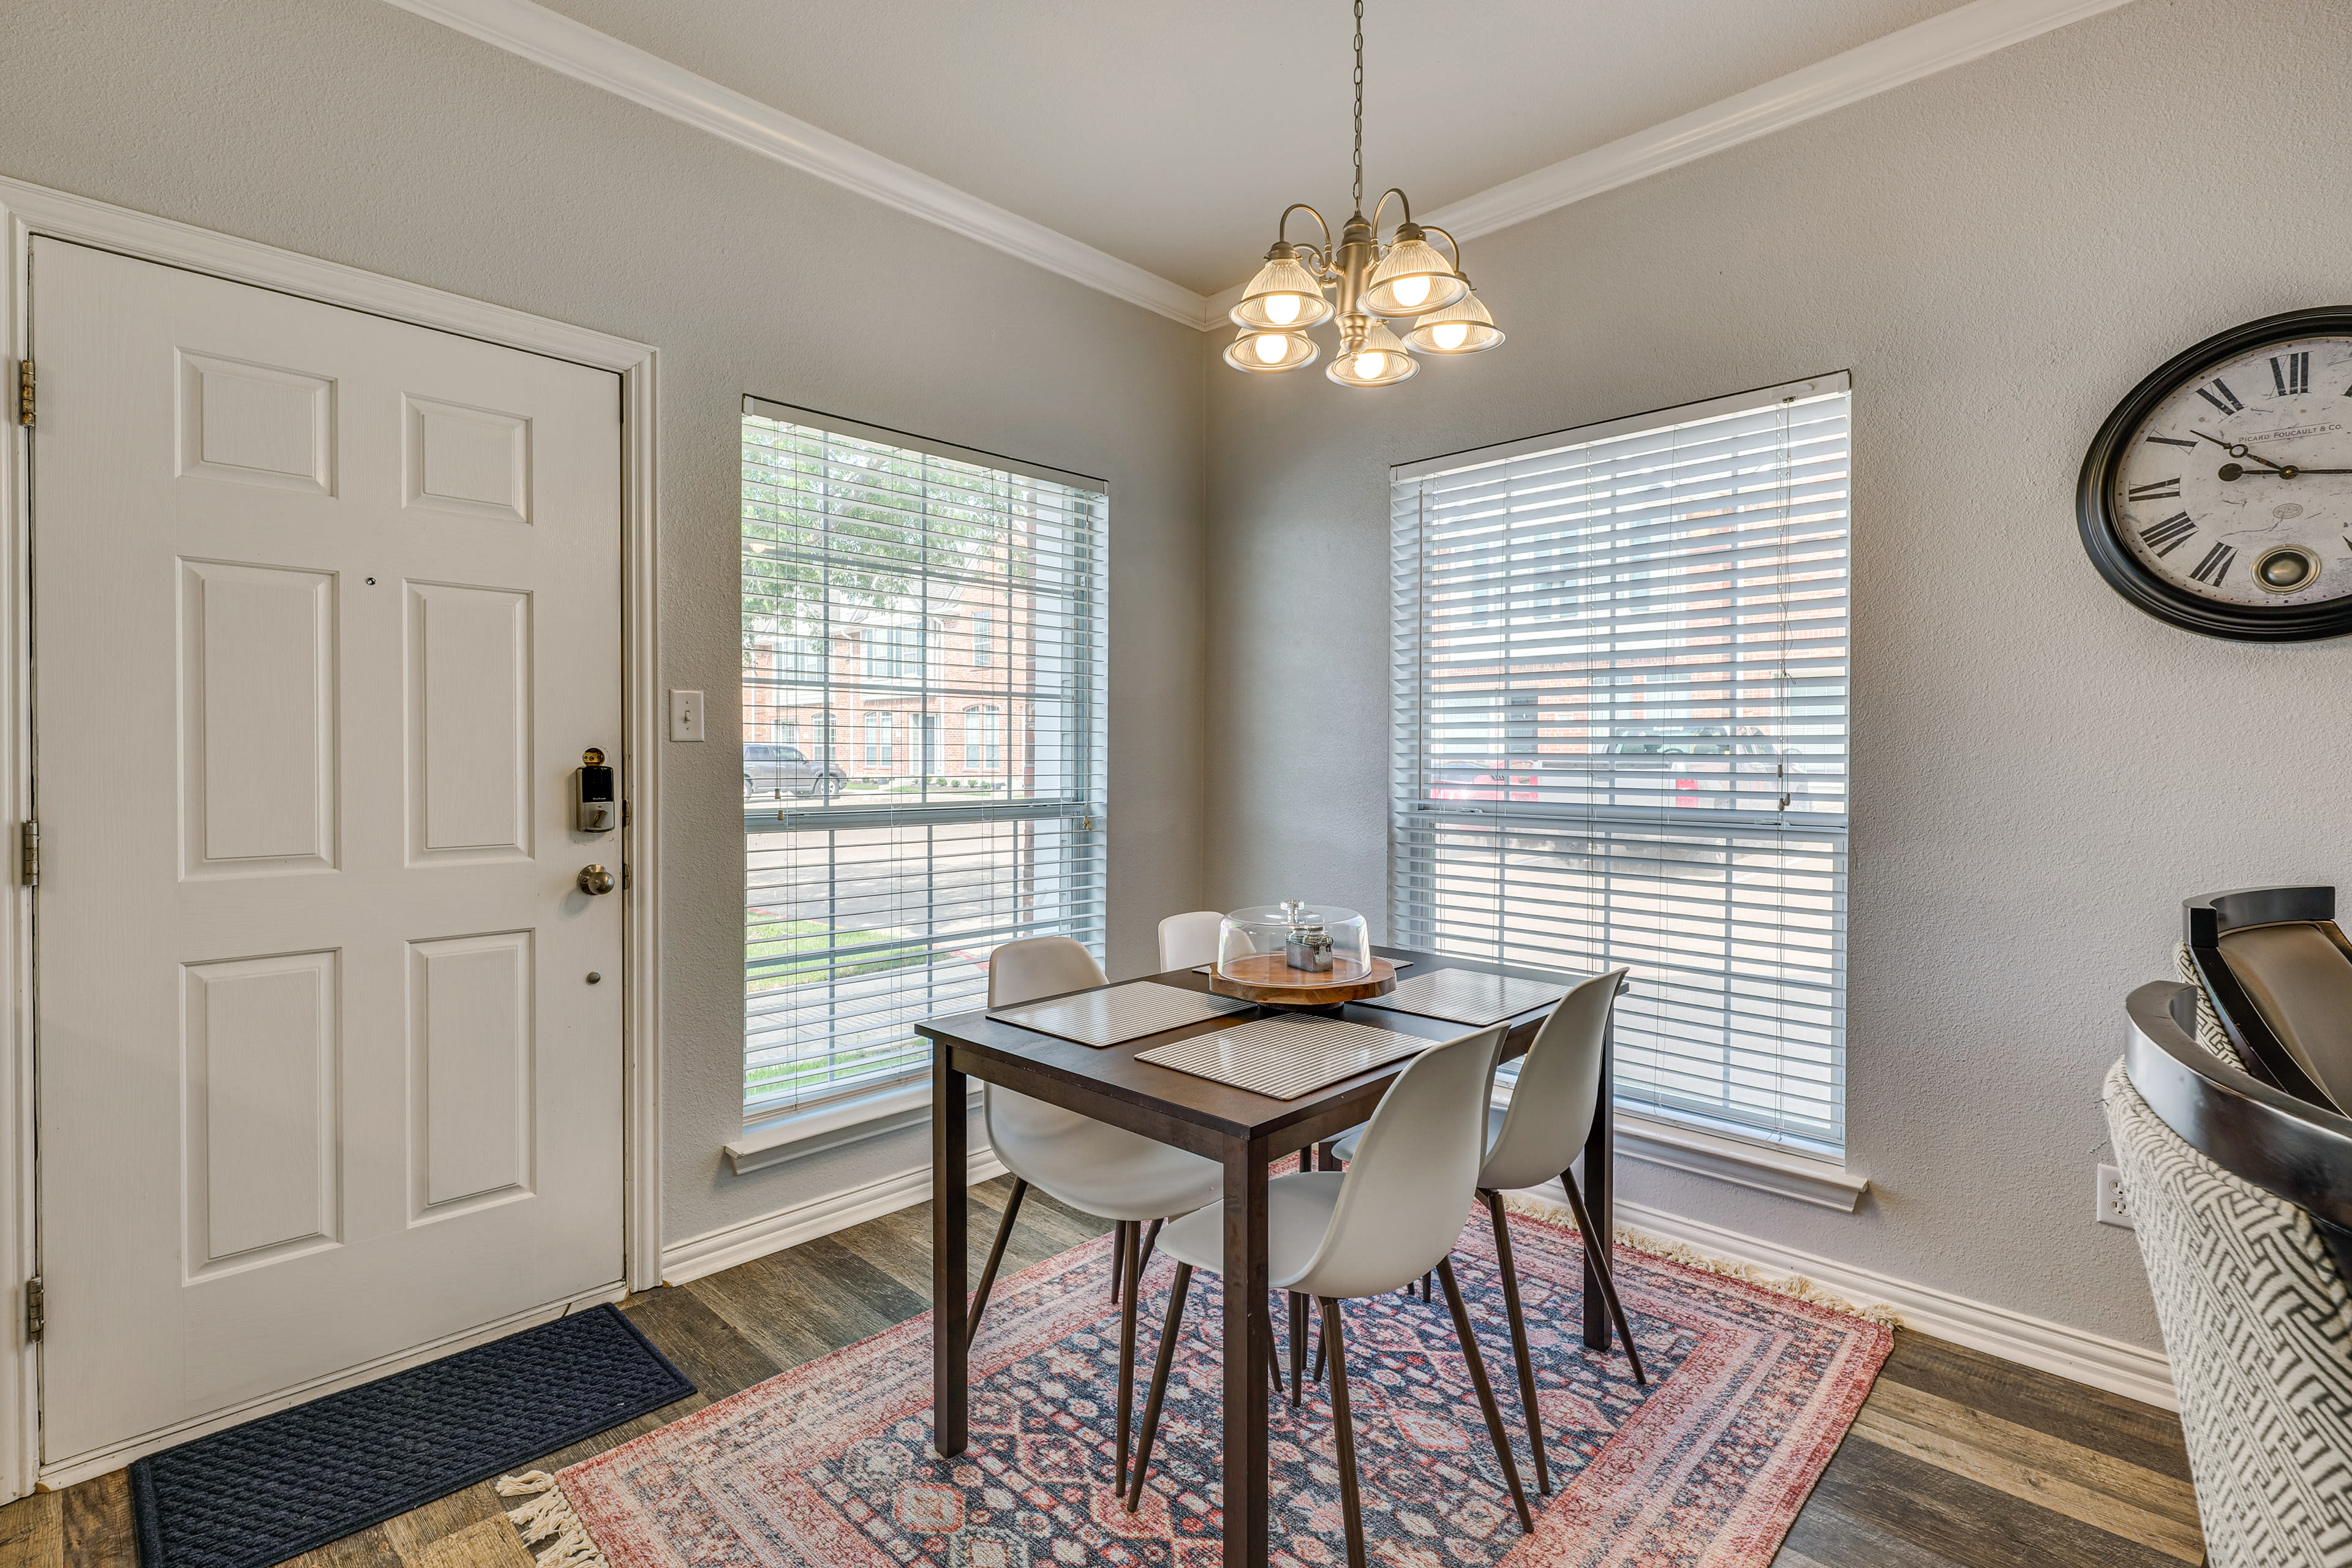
[
  {"left": 1581, "top": 1011, "right": 1615, "bottom": 1352},
  {"left": 932, "top": 1042, "right": 970, "bottom": 1455},
  {"left": 1221, "top": 1137, "right": 1270, "bottom": 1568}
]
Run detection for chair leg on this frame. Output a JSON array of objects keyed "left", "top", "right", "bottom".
[
  {"left": 1261, "top": 1299, "right": 1283, "bottom": 1394},
  {"left": 1314, "top": 1139, "right": 1338, "bottom": 1170},
  {"left": 1313, "top": 1322, "right": 1325, "bottom": 1383},
  {"left": 1124, "top": 1261, "right": 1193, "bottom": 1512},
  {"left": 1288, "top": 1291, "right": 1306, "bottom": 1406},
  {"left": 1114, "top": 1220, "right": 1142, "bottom": 1490},
  {"left": 965, "top": 1177, "right": 1028, "bottom": 1350},
  {"left": 1109, "top": 1217, "right": 1127, "bottom": 1306},
  {"left": 1482, "top": 1189, "right": 1550, "bottom": 1494},
  {"left": 1139, "top": 1217, "right": 1161, "bottom": 1273},
  {"left": 1318, "top": 1298, "right": 1368, "bottom": 1568},
  {"left": 1561, "top": 1169, "right": 1646, "bottom": 1387},
  {"left": 1434, "top": 1257, "right": 1534, "bottom": 1533}
]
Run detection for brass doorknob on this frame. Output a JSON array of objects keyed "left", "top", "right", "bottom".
[{"left": 578, "top": 864, "right": 615, "bottom": 895}]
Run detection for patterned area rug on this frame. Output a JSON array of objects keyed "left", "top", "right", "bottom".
[{"left": 504, "top": 1203, "right": 1888, "bottom": 1568}]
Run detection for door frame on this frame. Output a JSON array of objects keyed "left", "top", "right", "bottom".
[{"left": 0, "top": 175, "right": 665, "bottom": 1499}]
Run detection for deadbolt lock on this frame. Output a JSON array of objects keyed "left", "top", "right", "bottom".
[{"left": 576, "top": 748, "right": 617, "bottom": 833}]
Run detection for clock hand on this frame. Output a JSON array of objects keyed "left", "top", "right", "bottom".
[
  {"left": 2217, "top": 461, "right": 2352, "bottom": 480},
  {"left": 2195, "top": 430, "right": 2289, "bottom": 472}
]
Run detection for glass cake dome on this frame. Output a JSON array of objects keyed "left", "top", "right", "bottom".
[{"left": 1216, "top": 901, "right": 1374, "bottom": 985}]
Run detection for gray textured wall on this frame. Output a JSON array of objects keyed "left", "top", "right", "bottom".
[
  {"left": 9, "top": 0, "right": 2343, "bottom": 1349},
  {"left": 0, "top": 0, "right": 1208, "bottom": 1249},
  {"left": 1203, "top": 0, "right": 2352, "bottom": 1352}
]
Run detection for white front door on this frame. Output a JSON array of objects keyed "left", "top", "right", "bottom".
[{"left": 29, "top": 237, "right": 625, "bottom": 1470}]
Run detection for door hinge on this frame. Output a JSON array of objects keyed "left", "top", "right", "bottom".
[
  {"left": 24, "top": 1277, "right": 42, "bottom": 1343},
  {"left": 19, "top": 821, "right": 37, "bottom": 888},
  {"left": 16, "top": 360, "right": 31, "bottom": 427}
]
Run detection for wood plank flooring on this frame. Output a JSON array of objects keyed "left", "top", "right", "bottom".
[{"left": 0, "top": 1178, "right": 2204, "bottom": 1567}]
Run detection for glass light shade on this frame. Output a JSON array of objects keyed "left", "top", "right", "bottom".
[
  {"left": 1362, "top": 233, "right": 1468, "bottom": 318},
  {"left": 1326, "top": 321, "right": 1416, "bottom": 387},
  {"left": 1233, "top": 252, "right": 1335, "bottom": 331},
  {"left": 1403, "top": 288, "right": 1504, "bottom": 355},
  {"left": 1223, "top": 328, "right": 1318, "bottom": 374},
  {"left": 1216, "top": 902, "right": 1374, "bottom": 985}
]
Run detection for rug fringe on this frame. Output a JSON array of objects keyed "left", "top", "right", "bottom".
[
  {"left": 497, "top": 1471, "right": 612, "bottom": 1568},
  {"left": 1497, "top": 1190, "right": 1901, "bottom": 1328}
]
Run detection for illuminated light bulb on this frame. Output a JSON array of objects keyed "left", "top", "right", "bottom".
[
  {"left": 1252, "top": 332, "right": 1289, "bottom": 365},
  {"left": 1356, "top": 350, "right": 1388, "bottom": 380},
  {"left": 1431, "top": 321, "right": 1469, "bottom": 352},
  {"left": 1262, "top": 292, "right": 1303, "bottom": 326},
  {"left": 1390, "top": 274, "right": 1432, "bottom": 310}
]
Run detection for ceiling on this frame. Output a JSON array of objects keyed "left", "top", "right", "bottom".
[{"left": 526, "top": 0, "right": 1974, "bottom": 296}]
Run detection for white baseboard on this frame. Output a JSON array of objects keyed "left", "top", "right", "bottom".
[
  {"left": 662, "top": 1149, "right": 1007, "bottom": 1287},
  {"left": 1604, "top": 1195, "right": 2176, "bottom": 1412},
  {"left": 661, "top": 1157, "right": 2175, "bottom": 1412}
]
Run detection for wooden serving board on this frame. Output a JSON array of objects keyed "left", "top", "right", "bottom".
[{"left": 1208, "top": 954, "right": 1398, "bottom": 1008}]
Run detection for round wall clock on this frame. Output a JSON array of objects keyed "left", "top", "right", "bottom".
[{"left": 2078, "top": 307, "right": 2352, "bottom": 641}]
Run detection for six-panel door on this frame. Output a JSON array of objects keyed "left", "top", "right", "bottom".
[{"left": 30, "top": 237, "right": 625, "bottom": 1468}]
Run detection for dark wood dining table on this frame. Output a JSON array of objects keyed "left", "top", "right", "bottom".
[{"left": 920, "top": 946, "right": 1615, "bottom": 1568}]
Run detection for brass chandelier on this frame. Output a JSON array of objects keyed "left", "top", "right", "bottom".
[{"left": 1224, "top": 0, "right": 1503, "bottom": 387}]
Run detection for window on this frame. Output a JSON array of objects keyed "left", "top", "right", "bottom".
[
  {"left": 1391, "top": 375, "right": 1850, "bottom": 1155},
  {"left": 741, "top": 400, "right": 1107, "bottom": 1117},
  {"left": 866, "top": 623, "right": 921, "bottom": 680},
  {"left": 971, "top": 609, "right": 994, "bottom": 667},
  {"left": 962, "top": 704, "right": 1002, "bottom": 772}
]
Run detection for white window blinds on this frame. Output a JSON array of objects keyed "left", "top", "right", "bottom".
[
  {"left": 741, "top": 401, "right": 1108, "bottom": 1117},
  {"left": 1391, "top": 376, "right": 1851, "bottom": 1155}
]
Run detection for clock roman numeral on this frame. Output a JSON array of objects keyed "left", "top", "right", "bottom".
[
  {"left": 2196, "top": 379, "right": 2245, "bottom": 415},
  {"left": 2139, "top": 514, "right": 2196, "bottom": 556},
  {"left": 2272, "top": 352, "right": 2310, "bottom": 397},
  {"left": 2189, "top": 541, "right": 2236, "bottom": 585},
  {"left": 2145, "top": 435, "right": 2198, "bottom": 448},
  {"left": 2127, "top": 478, "right": 2182, "bottom": 500}
]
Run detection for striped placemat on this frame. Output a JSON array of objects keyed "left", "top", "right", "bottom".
[
  {"left": 1134, "top": 1016, "right": 1430, "bottom": 1099},
  {"left": 1356, "top": 968, "right": 1568, "bottom": 1028},
  {"left": 987, "top": 981, "right": 1254, "bottom": 1049}
]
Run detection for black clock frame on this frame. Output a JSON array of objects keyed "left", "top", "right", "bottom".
[{"left": 2078, "top": 306, "right": 2352, "bottom": 643}]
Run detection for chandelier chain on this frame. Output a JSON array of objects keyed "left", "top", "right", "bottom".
[{"left": 1352, "top": 0, "right": 1364, "bottom": 214}]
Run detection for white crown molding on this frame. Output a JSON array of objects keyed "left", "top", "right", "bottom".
[
  {"left": 1211, "top": 0, "right": 2139, "bottom": 317},
  {"left": 378, "top": 0, "right": 1213, "bottom": 329},
  {"left": 384, "top": 0, "right": 2132, "bottom": 333},
  {"left": 1425, "top": 0, "right": 2139, "bottom": 248}
]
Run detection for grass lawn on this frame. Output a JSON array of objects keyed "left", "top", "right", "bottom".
[{"left": 746, "top": 914, "right": 930, "bottom": 992}]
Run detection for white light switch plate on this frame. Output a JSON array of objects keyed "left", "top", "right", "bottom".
[{"left": 669, "top": 689, "right": 705, "bottom": 742}]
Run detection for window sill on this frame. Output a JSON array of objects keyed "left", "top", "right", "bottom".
[
  {"left": 726, "top": 1080, "right": 984, "bottom": 1177},
  {"left": 1610, "top": 1113, "right": 1868, "bottom": 1212}
]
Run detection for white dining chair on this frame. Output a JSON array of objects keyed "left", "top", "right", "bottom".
[
  {"left": 1124, "top": 1024, "right": 1534, "bottom": 1567},
  {"left": 973, "top": 935, "right": 1225, "bottom": 1491},
  {"left": 1331, "top": 968, "right": 1642, "bottom": 1492},
  {"left": 1156, "top": 910, "right": 1224, "bottom": 971}
]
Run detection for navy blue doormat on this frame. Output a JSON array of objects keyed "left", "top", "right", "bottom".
[{"left": 129, "top": 1303, "right": 695, "bottom": 1568}]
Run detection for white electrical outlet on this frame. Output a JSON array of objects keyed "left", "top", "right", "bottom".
[
  {"left": 669, "top": 689, "right": 705, "bottom": 742},
  {"left": 2096, "top": 1163, "right": 2133, "bottom": 1229}
]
